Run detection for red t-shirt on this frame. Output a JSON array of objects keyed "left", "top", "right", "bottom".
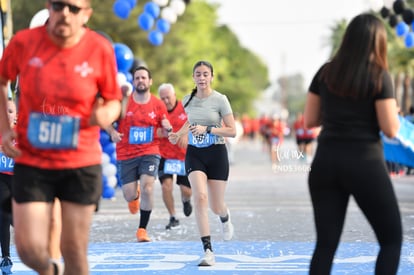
[
  {"left": 116, "top": 94, "right": 168, "bottom": 160},
  {"left": 160, "top": 101, "right": 187, "bottom": 160},
  {"left": 0, "top": 26, "right": 122, "bottom": 169}
]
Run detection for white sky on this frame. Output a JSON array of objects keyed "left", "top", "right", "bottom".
[{"left": 207, "top": 0, "right": 384, "bottom": 86}]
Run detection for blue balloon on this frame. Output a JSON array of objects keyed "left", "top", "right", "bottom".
[
  {"left": 405, "top": 32, "right": 414, "bottom": 48},
  {"left": 102, "top": 185, "right": 115, "bottom": 199},
  {"left": 396, "top": 21, "right": 409, "bottom": 37},
  {"left": 138, "top": 12, "right": 154, "bottom": 31},
  {"left": 113, "top": 43, "right": 134, "bottom": 72},
  {"left": 99, "top": 130, "right": 111, "bottom": 146},
  {"left": 156, "top": 18, "right": 170, "bottom": 34},
  {"left": 144, "top": 2, "right": 160, "bottom": 18},
  {"left": 113, "top": 0, "right": 131, "bottom": 19},
  {"left": 125, "top": 0, "right": 137, "bottom": 9},
  {"left": 148, "top": 30, "right": 163, "bottom": 46},
  {"left": 103, "top": 142, "right": 116, "bottom": 156}
]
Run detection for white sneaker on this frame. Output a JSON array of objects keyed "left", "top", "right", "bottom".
[
  {"left": 221, "top": 209, "right": 234, "bottom": 241},
  {"left": 198, "top": 249, "right": 215, "bottom": 266}
]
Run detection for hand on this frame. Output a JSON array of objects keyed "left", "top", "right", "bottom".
[
  {"left": 110, "top": 131, "right": 123, "bottom": 143},
  {"left": 1, "top": 129, "right": 20, "bottom": 158},
  {"left": 168, "top": 132, "right": 179, "bottom": 145},
  {"left": 189, "top": 124, "right": 206, "bottom": 135}
]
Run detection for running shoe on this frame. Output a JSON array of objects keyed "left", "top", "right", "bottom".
[
  {"left": 198, "top": 249, "right": 215, "bottom": 266},
  {"left": 136, "top": 228, "right": 151, "bottom": 242},
  {"left": 128, "top": 185, "right": 140, "bottom": 214},
  {"left": 0, "top": 256, "right": 12, "bottom": 275},
  {"left": 221, "top": 209, "right": 234, "bottom": 241},
  {"left": 183, "top": 200, "right": 192, "bottom": 217},
  {"left": 165, "top": 217, "right": 180, "bottom": 230}
]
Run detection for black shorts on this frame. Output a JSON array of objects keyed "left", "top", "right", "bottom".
[
  {"left": 0, "top": 173, "right": 12, "bottom": 213},
  {"left": 13, "top": 164, "right": 102, "bottom": 205},
  {"left": 185, "top": 144, "right": 229, "bottom": 181},
  {"left": 158, "top": 158, "right": 191, "bottom": 188}
]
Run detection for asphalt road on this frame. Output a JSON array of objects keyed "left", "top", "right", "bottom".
[{"left": 90, "top": 137, "right": 414, "bottom": 245}]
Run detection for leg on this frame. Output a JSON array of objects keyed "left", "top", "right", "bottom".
[
  {"left": 178, "top": 175, "right": 192, "bottom": 217},
  {"left": 308, "top": 165, "right": 350, "bottom": 275},
  {"left": 161, "top": 177, "right": 175, "bottom": 217},
  {"left": 122, "top": 180, "right": 139, "bottom": 202},
  {"left": 188, "top": 171, "right": 209, "bottom": 237},
  {"left": 351, "top": 161, "right": 402, "bottom": 275},
  {"left": 207, "top": 179, "right": 228, "bottom": 217},
  {"left": 12, "top": 200, "right": 55, "bottom": 275},
  {"left": 139, "top": 174, "right": 155, "bottom": 212},
  {"left": 49, "top": 198, "right": 62, "bottom": 261},
  {"left": 60, "top": 201, "right": 95, "bottom": 275}
]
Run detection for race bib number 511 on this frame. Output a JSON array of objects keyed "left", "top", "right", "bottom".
[{"left": 27, "top": 113, "right": 80, "bottom": 149}]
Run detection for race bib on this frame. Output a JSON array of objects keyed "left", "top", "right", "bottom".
[
  {"left": 188, "top": 132, "right": 216, "bottom": 148},
  {"left": 0, "top": 152, "right": 14, "bottom": 172},
  {"left": 296, "top": 129, "right": 304, "bottom": 135},
  {"left": 129, "top": 126, "right": 154, "bottom": 144},
  {"left": 28, "top": 113, "right": 80, "bottom": 149},
  {"left": 163, "top": 159, "right": 186, "bottom": 176}
]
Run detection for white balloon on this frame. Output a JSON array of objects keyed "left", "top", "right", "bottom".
[
  {"left": 170, "top": 0, "right": 186, "bottom": 16},
  {"left": 30, "top": 9, "right": 49, "bottom": 29},
  {"left": 107, "top": 176, "right": 118, "bottom": 188},
  {"left": 153, "top": 0, "right": 169, "bottom": 7},
  {"left": 103, "top": 163, "right": 117, "bottom": 177},
  {"left": 116, "top": 72, "right": 127, "bottom": 86},
  {"left": 161, "top": 7, "right": 177, "bottom": 24},
  {"left": 101, "top": 153, "right": 110, "bottom": 165}
]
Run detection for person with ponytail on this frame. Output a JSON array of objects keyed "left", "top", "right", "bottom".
[{"left": 168, "top": 61, "right": 237, "bottom": 266}]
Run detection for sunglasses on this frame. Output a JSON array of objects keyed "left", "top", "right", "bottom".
[{"left": 50, "top": 1, "right": 85, "bottom": 14}]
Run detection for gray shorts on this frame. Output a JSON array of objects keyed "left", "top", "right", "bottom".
[{"left": 117, "top": 155, "right": 160, "bottom": 185}]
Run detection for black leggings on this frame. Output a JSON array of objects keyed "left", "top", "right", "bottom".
[
  {"left": 308, "top": 141, "right": 402, "bottom": 275},
  {"left": 0, "top": 173, "right": 12, "bottom": 257}
]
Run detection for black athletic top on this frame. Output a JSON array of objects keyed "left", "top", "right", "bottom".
[{"left": 309, "top": 64, "right": 394, "bottom": 143}]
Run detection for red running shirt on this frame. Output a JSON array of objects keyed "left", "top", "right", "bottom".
[
  {"left": 159, "top": 101, "right": 187, "bottom": 160},
  {"left": 116, "top": 94, "right": 168, "bottom": 160},
  {"left": 0, "top": 26, "right": 122, "bottom": 169}
]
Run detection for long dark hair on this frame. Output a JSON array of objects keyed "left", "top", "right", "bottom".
[
  {"left": 183, "top": 61, "right": 214, "bottom": 108},
  {"left": 320, "top": 13, "right": 388, "bottom": 98}
]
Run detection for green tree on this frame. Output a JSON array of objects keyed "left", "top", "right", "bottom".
[{"left": 11, "top": 0, "right": 269, "bottom": 115}]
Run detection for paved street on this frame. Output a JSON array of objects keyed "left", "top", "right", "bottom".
[{"left": 10, "top": 137, "right": 414, "bottom": 274}]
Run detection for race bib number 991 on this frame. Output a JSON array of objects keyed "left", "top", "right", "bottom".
[
  {"left": 28, "top": 113, "right": 80, "bottom": 149},
  {"left": 129, "top": 126, "right": 154, "bottom": 144}
]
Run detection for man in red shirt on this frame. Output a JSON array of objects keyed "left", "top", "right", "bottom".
[
  {"left": 107, "top": 67, "right": 172, "bottom": 242},
  {"left": 0, "top": 1, "right": 122, "bottom": 274},
  {"left": 157, "top": 83, "right": 192, "bottom": 230}
]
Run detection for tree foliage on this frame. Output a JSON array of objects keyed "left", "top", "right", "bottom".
[{"left": 11, "top": 0, "right": 269, "bottom": 115}]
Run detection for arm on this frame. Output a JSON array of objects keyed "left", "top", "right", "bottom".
[
  {"left": 304, "top": 92, "right": 321, "bottom": 128},
  {"left": 209, "top": 113, "right": 236, "bottom": 138},
  {"left": 375, "top": 98, "right": 399, "bottom": 138},
  {"left": 168, "top": 120, "right": 190, "bottom": 145},
  {"left": 0, "top": 78, "right": 20, "bottom": 157},
  {"left": 105, "top": 124, "right": 123, "bottom": 143},
  {"left": 89, "top": 98, "right": 121, "bottom": 130}
]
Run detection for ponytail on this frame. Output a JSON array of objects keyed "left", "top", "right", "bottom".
[{"left": 184, "top": 86, "right": 197, "bottom": 108}]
